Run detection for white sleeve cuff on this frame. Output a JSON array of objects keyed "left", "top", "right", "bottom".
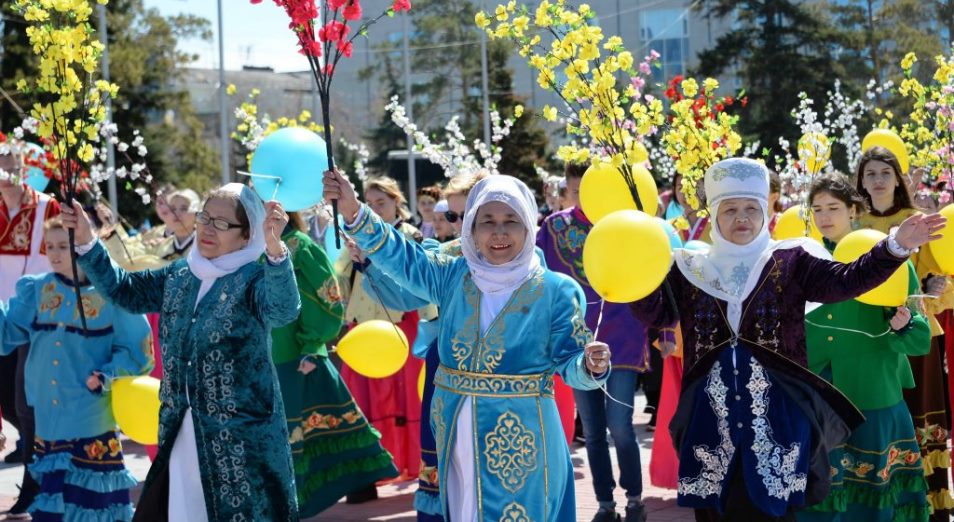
[
  {"left": 75, "top": 238, "right": 98, "bottom": 255},
  {"left": 266, "top": 244, "right": 289, "bottom": 265},
  {"left": 886, "top": 233, "right": 915, "bottom": 258},
  {"left": 344, "top": 206, "right": 366, "bottom": 228}
]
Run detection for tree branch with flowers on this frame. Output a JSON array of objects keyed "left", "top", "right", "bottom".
[
  {"left": 15, "top": 0, "right": 120, "bottom": 329},
  {"left": 254, "top": 0, "right": 411, "bottom": 247},
  {"left": 477, "top": 0, "right": 666, "bottom": 211}
]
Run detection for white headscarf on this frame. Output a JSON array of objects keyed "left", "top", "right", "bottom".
[
  {"left": 674, "top": 158, "right": 828, "bottom": 332},
  {"left": 186, "top": 183, "right": 266, "bottom": 306},
  {"left": 460, "top": 176, "right": 541, "bottom": 296}
]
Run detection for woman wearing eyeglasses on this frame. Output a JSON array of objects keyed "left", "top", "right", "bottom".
[{"left": 61, "top": 183, "right": 302, "bottom": 521}]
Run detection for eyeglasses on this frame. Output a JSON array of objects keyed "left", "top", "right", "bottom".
[
  {"left": 196, "top": 211, "right": 243, "bottom": 232},
  {"left": 444, "top": 210, "right": 461, "bottom": 223}
]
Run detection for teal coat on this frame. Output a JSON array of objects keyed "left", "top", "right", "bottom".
[
  {"left": 346, "top": 206, "right": 605, "bottom": 521},
  {"left": 77, "top": 241, "right": 301, "bottom": 521}
]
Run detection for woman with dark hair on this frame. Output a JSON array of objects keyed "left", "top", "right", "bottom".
[
  {"left": 857, "top": 146, "right": 954, "bottom": 520},
  {"left": 270, "top": 212, "right": 398, "bottom": 516},
  {"left": 798, "top": 173, "right": 931, "bottom": 521}
]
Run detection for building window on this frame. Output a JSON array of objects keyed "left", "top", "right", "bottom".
[{"left": 640, "top": 8, "right": 690, "bottom": 80}]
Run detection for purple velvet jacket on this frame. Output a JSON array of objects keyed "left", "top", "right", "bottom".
[
  {"left": 537, "top": 207, "right": 649, "bottom": 371},
  {"left": 629, "top": 240, "right": 908, "bottom": 514}
]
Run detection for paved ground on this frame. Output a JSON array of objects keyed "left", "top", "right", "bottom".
[{"left": 0, "top": 391, "right": 695, "bottom": 521}]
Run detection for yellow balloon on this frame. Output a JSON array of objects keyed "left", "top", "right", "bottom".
[
  {"left": 797, "top": 132, "right": 831, "bottom": 174},
  {"left": 111, "top": 376, "right": 160, "bottom": 445},
  {"left": 773, "top": 205, "right": 823, "bottom": 243},
  {"left": 337, "top": 320, "right": 409, "bottom": 378},
  {"left": 833, "top": 229, "right": 909, "bottom": 306},
  {"left": 929, "top": 205, "right": 954, "bottom": 275},
  {"left": 862, "top": 129, "right": 910, "bottom": 173},
  {"left": 417, "top": 364, "right": 426, "bottom": 401},
  {"left": 579, "top": 162, "right": 658, "bottom": 223},
  {"left": 582, "top": 210, "right": 672, "bottom": 303}
]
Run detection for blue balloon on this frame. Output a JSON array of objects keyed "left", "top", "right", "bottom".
[
  {"left": 22, "top": 143, "right": 50, "bottom": 192},
  {"left": 249, "top": 127, "right": 329, "bottom": 212},
  {"left": 683, "top": 240, "right": 709, "bottom": 252},
  {"left": 653, "top": 217, "right": 683, "bottom": 250}
]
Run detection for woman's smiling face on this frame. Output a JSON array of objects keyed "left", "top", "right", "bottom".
[{"left": 472, "top": 201, "right": 527, "bottom": 265}]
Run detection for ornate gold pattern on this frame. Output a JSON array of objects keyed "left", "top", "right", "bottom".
[
  {"left": 498, "top": 501, "right": 532, "bottom": 522},
  {"left": 450, "top": 278, "right": 480, "bottom": 370},
  {"left": 484, "top": 411, "right": 538, "bottom": 494},
  {"left": 431, "top": 395, "right": 447, "bottom": 457},
  {"left": 569, "top": 297, "right": 593, "bottom": 349},
  {"left": 434, "top": 365, "right": 554, "bottom": 398}
]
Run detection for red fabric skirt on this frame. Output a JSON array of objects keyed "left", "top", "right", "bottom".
[
  {"left": 649, "top": 354, "right": 682, "bottom": 489},
  {"left": 340, "top": 312, "right": 422, "bottom": 479},
  {"left": 553, "top": 375, "right": 575, "bottom": 446}
]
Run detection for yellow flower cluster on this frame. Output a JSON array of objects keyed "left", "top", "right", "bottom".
[
  {"left": 660, "top": 79, "right": 741, "bottom": 213},
  {"left": 477, "top": 1, "right": 664, "bottom": 207},
  {"left": 894, "top": 48, "right": 954, "bottom": 183},
  {"left": 15, "top": 0, "right": 115, "bottom": 164}
]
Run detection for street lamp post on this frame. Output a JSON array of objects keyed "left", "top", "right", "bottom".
[
  {"left": 97, "top": 4, "right": 117, "bottom": 214},
  {"left": 402, "top": 13, "right": 417, "bottom": 210},
  {"left": 217, "top": 0, "right": 230, "bottom": 185}
]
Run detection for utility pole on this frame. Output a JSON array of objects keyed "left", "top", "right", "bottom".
[
  {"left": 97, "top": 4, "right": 117, "bottom": 214},
  {"left": 217, "top": 0, "right": 230, "bottom": 184},
  {"left": 480, "top": 0, "right": 492, "bottom": 145},
  {"left": 402, "top": 12, "right": 417, "bottom": 209}
]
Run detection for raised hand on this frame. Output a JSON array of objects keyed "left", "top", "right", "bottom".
[
  {"left": 60, "top": 200, "right": 95, "bottom": 245},
  {"left": 322, "top": 169, "right": 360, "bottom": 222},
  {"left": 263, "top": 200, "right": 289, "bottom": 258},
  {"left": 584, "top": 341, "right": 612, "bottom": 374},
  {"left": 894, "top": 212, "right": 946, "bottom": 251}
]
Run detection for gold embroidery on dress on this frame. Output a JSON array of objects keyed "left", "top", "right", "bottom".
[
  {"left": 431, "top": 395, "right": 447, "bottom": 456},
  {"left": 484, "top": 411, "right": 538, "bottom": 494},
  {"left": 39, "top": 282, "right": 64, "bottom": 316},
  {"left": 434, "top": 365, "right": 554, "bottom": 397},
  {"left": 569, "top": 297, "right": 593, "bottom": 349},
  {"left": 450, "top": 278, "right": 480, "bottom": 370},
  {"left": 474, "top": 271, "right": 544, "bottom": 373},
  {"left": 498, "top": 501, "right": 532, "bottom": 522}
]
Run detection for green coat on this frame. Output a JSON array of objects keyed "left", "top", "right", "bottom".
[
  {"left": 806, "top": 261, "right": 931, "bottom": 410},
  {"left": 270, "top": 230, "right": 344, "bottom": 364},
  {"left": 78, "top": 240, "right": 302, "bottom": 521}
]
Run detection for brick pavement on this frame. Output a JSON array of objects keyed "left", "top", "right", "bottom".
[{"left": 0, "top": 392, "right": 695, "bottom": 521}]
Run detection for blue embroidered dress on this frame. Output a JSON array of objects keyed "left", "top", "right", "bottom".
[
  {"left": 1, "top": 272, "right": 153, "bottom": 521},
  {"left": 346, "top": 206, "right": 606, "bottom": 521},
  {"left": 76, "top": 240, "right": 302, "bottom": 521}
]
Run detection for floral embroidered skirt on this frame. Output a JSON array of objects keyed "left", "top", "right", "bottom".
[
  {"left": 904, "top": 337, "right": 954, "bottom": 520},
  {"left": 29, "top": 431, "right": 136, "bottom": 522},
  {"left": 798, "top": 400, "right": 930, "bottom": 522},
  {"left": 276, "top": 356, "right": 398, "bottom": 517}
]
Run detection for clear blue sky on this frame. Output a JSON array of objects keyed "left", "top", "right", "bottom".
[{"left": 143, "top": 0, "right": 310, "bottom": 72}]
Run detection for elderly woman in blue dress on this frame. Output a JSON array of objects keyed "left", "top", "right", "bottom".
[
  {"left": 61, "top": 184, "right": 301, "bottom": 521},
  {"left": 324, "top": 170, "right": 611, "bottom": 521}
]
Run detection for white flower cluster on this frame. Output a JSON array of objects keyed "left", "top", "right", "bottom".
[
  {"left": 339, "top": 137, "right": 370, "bottom": 183},
  {"left": 89, "top": 124, "right": 154, "bottom": 204},
  {"left": 384, "top": 95, "right": 516, "bottom": 177},
  {"left": 233, "top": 107, "right": 268, "bottom": 152}
]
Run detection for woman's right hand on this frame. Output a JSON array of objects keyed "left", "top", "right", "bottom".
[
  {"left": 60, "top": 201, "right": 95, "bottom": 245},
  {"left": 344, "top": 236, "right": 366, "bottom": 263},
  {"left": 322, "top": 169, "right": 360, "bottom": 222}
]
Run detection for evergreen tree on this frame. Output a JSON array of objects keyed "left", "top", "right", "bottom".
[{"left": 693, "top": 1, "right": 844, "bottom": 154}]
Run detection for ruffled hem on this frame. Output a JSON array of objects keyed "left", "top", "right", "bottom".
[
  {"left": 30, "top": 493, "right": 134, "bottom": 522},
  {"left": 30, "top": 451, "right": 138, "bottom": 493},
  {"left": 292, "top": 427, "right": 384, "bottom": 475},
  {"left": 921, "top": 448, "right": 951, "bottom": 476},
  {"left": 297, "top": 452, "right": 397, "bottom": 500},
  {"left": 414, "top": 489, "right": 443, "bottom": 516},
  {"left": 927, "top": 488, "right": 954, "bottom": 511},
  {"left": 806, "top": 471, "right": 928, "bottom": 513}
]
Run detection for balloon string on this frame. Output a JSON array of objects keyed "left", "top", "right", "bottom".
[
  {"left": 804, "top": 319, "right": 892, "bottom": 338},
  {"left": 587, "top": 298, "right": 632, "bottom": 409}
]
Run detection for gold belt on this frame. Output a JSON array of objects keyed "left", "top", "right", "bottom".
[{"left": 434, "top": 365, "right": 554, "bottom": 398}]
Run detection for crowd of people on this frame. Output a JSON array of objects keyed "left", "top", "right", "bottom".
[{"left": 0, "top": 135, "right": 952, "bottom": 522}]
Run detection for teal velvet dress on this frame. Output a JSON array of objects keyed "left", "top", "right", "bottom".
[
  {"left": 77, "top": 240, "right": 302, "bottom": 521},
  {"left": 345, "top": 206, "right": 606, "bottom": 521}
]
